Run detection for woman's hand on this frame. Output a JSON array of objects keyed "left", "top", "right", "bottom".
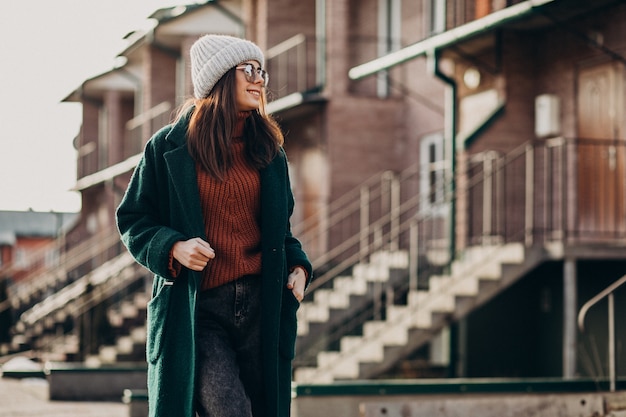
[
  {"left": 172, "top": 238, "right": 215, "bottom": 271},
  {"left": 286, "top": 267, "right": 307, "bottom": 302}
]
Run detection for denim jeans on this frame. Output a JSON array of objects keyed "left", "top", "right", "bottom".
[{"left": 195, "top": 275, "right": 266, "bottom": 417}]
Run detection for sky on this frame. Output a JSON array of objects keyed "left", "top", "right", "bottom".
[{"left": 0, "top": 0, "right": 187, "bottom": 213}]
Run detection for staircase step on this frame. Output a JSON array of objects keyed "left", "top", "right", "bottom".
[
  {"left": 452, "top": 244, "right": 524, "bottom": 278},
  {"left": 293, "top": 366, "right": 333, "bottom": 384},
  {"left": 429, "top": 275, "right": 479, "bottom": 296},
  {"left": 297, "top": 251, "right": 407, "bottom": 339},
  {"left": 313, "top": 289, "right": 350, "bottom": 309},
  {"left": 131, "top": 326, "right": 146, "bottom": 343},
  {"left": 334, "top": 275, "right": 368, "bottom": 295},
  {"left": 365, "top": 320, "right": 408, "bottom": 346},
  {"left": 340, "top": 336, "right": 382, "bottom": 362},
  {"left": 363, "top": 321, "right": 387, "bottom": 338},
  {"left": 424, "top": 292, "right": 455, "bottom": 313},
  {"left": 317, "top": 351, "right": 342, "bottom": 370},
  {"left": 371, "top": 250, "right": 409, "bottom": 269},
  {"left": 353, "top": 262, "right": 389, "bottom": 282},
  {"left": 298, "top": 303, "right": 329, "bottom": 323},
  {"left": 98, "top": 346, "right": 119, "bottom": 364},
  {"left": 294, "top": 244, "right": 530, "bottom": 383},
  {"left": 384, "top": 305, "right": 409, "bottom": 324},
  {"left": 318, "top": 351, "right": 359, "bottom": 379},
  {"left": 117, "top": 336, "right": 134, "bottom": 354}
]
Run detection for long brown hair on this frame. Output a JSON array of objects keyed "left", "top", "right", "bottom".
[{"left": 182, "top": 68, "right": 284, "bottom": 181}]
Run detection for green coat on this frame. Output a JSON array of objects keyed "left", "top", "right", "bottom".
[{"left": 116, "top": 112, "right": 312, "bottom": 417}]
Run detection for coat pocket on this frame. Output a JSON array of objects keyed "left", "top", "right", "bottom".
[
  {"left": 278, "top": 289, "right": 301, "bottom": 360},
  {"left": 146, "top": 279, "right": 173, "bottom": 364}
]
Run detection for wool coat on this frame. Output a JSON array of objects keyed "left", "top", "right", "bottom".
[{"left": 116, "top": 111, "right": 312, "bottom": 417}]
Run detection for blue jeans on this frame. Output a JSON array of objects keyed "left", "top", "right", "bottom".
[{"left": 195, "top": 275, "right": 266, "bottom": 417}]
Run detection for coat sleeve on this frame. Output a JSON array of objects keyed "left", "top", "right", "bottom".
[{"left": 116, "top": 134, "right": 187, "bottom": 279}]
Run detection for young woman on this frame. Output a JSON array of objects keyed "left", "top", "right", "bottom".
[{"left": 116, "top": 34, "right": 312, "bottom": 417}]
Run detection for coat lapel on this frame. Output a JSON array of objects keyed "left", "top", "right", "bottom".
[
  {"left": 260, "top": 154, "right": 287, "bottom": 247},
  {"left": 164, "top": 145, "right": 205, "bottom": 240}
]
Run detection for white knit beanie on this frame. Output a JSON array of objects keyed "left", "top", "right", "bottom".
[{"left": 190, "top": 34, "right": 265, "bottom": 98}]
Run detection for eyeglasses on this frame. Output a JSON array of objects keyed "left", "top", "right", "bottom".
[{"left": 235, "top": 63, "right": 269, "bottom": 87}]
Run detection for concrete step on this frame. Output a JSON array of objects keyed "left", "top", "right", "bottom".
[
  {"left": 294, "top": 244, "right": 526, "bottom": 384},
  {"left": 298, "top": 251, "right": 408, "bottom": 334}
]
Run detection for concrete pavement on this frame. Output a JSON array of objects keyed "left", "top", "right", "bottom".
[{"left": 0, "top": 377, "right": 127, "bottom": 417}]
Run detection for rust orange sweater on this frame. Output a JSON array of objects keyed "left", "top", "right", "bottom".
[
  {"left": 196, "top": 117, "right": 262, "bottom": 290},
  {"left": 168, "top": 115, "right": 306, "bottom": 288}
]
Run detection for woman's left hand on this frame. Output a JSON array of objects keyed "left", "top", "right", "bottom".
[{"left": 286, "top": 267, "right": 307, "bottom": 302}]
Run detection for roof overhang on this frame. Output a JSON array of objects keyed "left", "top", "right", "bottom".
[
  {"left": 62, "top": 68, "right": 139, "bottom": 103},
  {"left": 120, "top": 1, "right": 244, "bottom": 65},
  {"left": 63, "top": 1, "right": 245, "bottom": 103},
  {"left": 73, "top": 154, "right": 142, "bottom": 191},
  {"left": 349, "top": 0, "right": 557, "bottom": 80},
  {"left": 267, "top": 91, "right": 327, "bottom": 120}
]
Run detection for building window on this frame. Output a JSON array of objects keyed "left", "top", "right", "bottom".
[{"left": 420, "top": 132, "right": 446, "bottom": 215}]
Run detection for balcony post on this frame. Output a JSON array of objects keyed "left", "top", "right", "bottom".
[
  {"left": 563, "top": 257, "right": 577, "bottom": 379},
  {"left": 360, "top": 186, "right": 370, "bottom": 261},
  {"left": 525, "top": 143, "right": 534, "bottom": 246}
]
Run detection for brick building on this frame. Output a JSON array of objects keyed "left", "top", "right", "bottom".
[{"left": 3, "top": 0, "right": 626, "bottom": 389}]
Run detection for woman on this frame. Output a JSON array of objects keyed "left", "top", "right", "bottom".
[{"left": 116, "top": 34, "right": 312, "bottom": 417}]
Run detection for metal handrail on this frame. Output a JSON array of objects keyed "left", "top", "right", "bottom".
[
  {"left": 0, "top": 228, "right": 124, "bottom": 314},
  {"left": 577, "top": 273, "right": 626, "bottom": 392},
  {"left": 0, "top": 100, "right": 175, "bottom": 317},
  {"left": 6, "top": 136, "right": 626, "bottom": 365},
  {"left": 265, "top": 33, "right": 316, "bottom": 100}
]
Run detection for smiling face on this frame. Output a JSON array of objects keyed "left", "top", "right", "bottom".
[{"left": 234, "top": 60, "right": 264, "bottom": 112}]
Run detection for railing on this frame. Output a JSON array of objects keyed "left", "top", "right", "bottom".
[
  {"left": 0, "top": 228, "right": 124, "bottom": 315},
  {"left": 293, "top": 161, "right": 452, "bottom": 365},
  {"left": 126, "top": 102, "right": 173, "bottom": 157},
  {"left": 266, "top": 34, "right": 322, "bottom": 101},
  {"left": 296, "top": 136, "right": 626, "bottom": 297},
  {"left": 465, "top": 137, "right": 626, "bottom": 245},
  {"left": 76, "top": 102, "right": 172, "bottom": 181},
  {"left": 295, "top": 164, "right": 450, "bottom": 294},
  {"left": 293, "top": 137, "right": 626, "bottom": 364},
  {"left": 17, "top": 252, "right": 147, "bottom": 358},
  {"left": 5, "top": 134, "right": 626, "bottom": 362},
  {"left": 1, "top": 101, "right": 175, "bottom": 317},
  {"left": 578, "top": 274, "right": 626, "bottom": 392},
  {"left": 0, "top": 101, "right": 174, "bottom": 358},
  {"left": 447, "top": 0, "right": 527, "bottom": 27}
]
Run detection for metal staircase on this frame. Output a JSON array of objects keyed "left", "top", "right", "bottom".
[
  {"left": 290, "top": 139, "right": 590, "bottom": 381},
  {"left": 294, "top": 243, "right": 531, "bottom": 383},
  {"left": 0, "top": 228, "right": 150, "bottom": 360},
  {"left": 4, "top": 137, "right": 608, "bottom": 374}
]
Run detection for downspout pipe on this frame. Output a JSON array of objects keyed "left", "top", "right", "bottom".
[
  {"left": 428, "top": 49, "right": 459, "bottom": 376},
  {"left": 428, "top": 49, "right": 457, "bottom": 267}
]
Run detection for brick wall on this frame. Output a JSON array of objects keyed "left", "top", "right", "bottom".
[
  {"left": 79, "top": 101, "right": 100, "bottom": 179},
  {"left": 142, "top": 45, "right": 177, "bottom": 142}
]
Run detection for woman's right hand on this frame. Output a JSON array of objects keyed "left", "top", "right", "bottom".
[{"left": 172, "top": 238, "right": 215, "bottom": 271}]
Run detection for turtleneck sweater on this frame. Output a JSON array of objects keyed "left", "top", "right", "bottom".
[
  {"left": 168, "top": 113, "right": 306, "bottom": 288},
  {"left": 195, "top": 113, "right": 262, "bottom": 290}
]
